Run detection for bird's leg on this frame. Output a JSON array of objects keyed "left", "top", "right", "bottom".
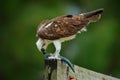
[
  {"left": 53, "top": 40, "right": 61, "bottom": 59},
  {"left": 52, "top": 40, "right": 75, "bottom": 72}
]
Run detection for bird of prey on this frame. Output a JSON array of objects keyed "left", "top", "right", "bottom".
[
  {"left": 36, "top": 8, "right": 103, "bottom": 72},
  {"left": 36, "top": 8, "right": 103, "bottom": 58}
]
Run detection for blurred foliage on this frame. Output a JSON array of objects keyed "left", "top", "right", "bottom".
[{"left": 0, "top": 0, "right": 120, "bottom": 80}]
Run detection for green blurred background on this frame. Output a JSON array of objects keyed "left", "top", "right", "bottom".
[{"left": 0, "top": 0, "right": 120, "bottom": 80}]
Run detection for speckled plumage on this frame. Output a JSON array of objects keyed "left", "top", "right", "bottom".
[
  {"left": 37, "top": 14, "right": 88, "bottom": 40},
  {"left": 37, "top": 8, "right": 103, "bottom": 40}
]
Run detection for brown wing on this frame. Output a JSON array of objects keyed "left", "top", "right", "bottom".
[
  {"left": 37, "top": 8, "right": 103, "bottom": 40},
  {"left": 37, "top": 15, "right": 89, "bottom": 40}
]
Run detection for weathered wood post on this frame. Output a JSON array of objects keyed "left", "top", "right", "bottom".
[{"left": 44, "top": 59, "right": 119, "bottom": 80}]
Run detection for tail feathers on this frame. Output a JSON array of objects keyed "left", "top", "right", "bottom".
[
  {"left": 84, "top": 8, "right": 104, "bottom": 18},
  {"left": 83, "top": 8, "right": 104, "bottom": 22}
]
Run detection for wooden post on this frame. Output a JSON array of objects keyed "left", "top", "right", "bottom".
[{"left": 44, "top": 59, "right": 120, "bottom": 80}]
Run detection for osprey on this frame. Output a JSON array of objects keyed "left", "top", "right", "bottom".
[{"left": 36, "top": 8, "right": 103, "bottom": 59}]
